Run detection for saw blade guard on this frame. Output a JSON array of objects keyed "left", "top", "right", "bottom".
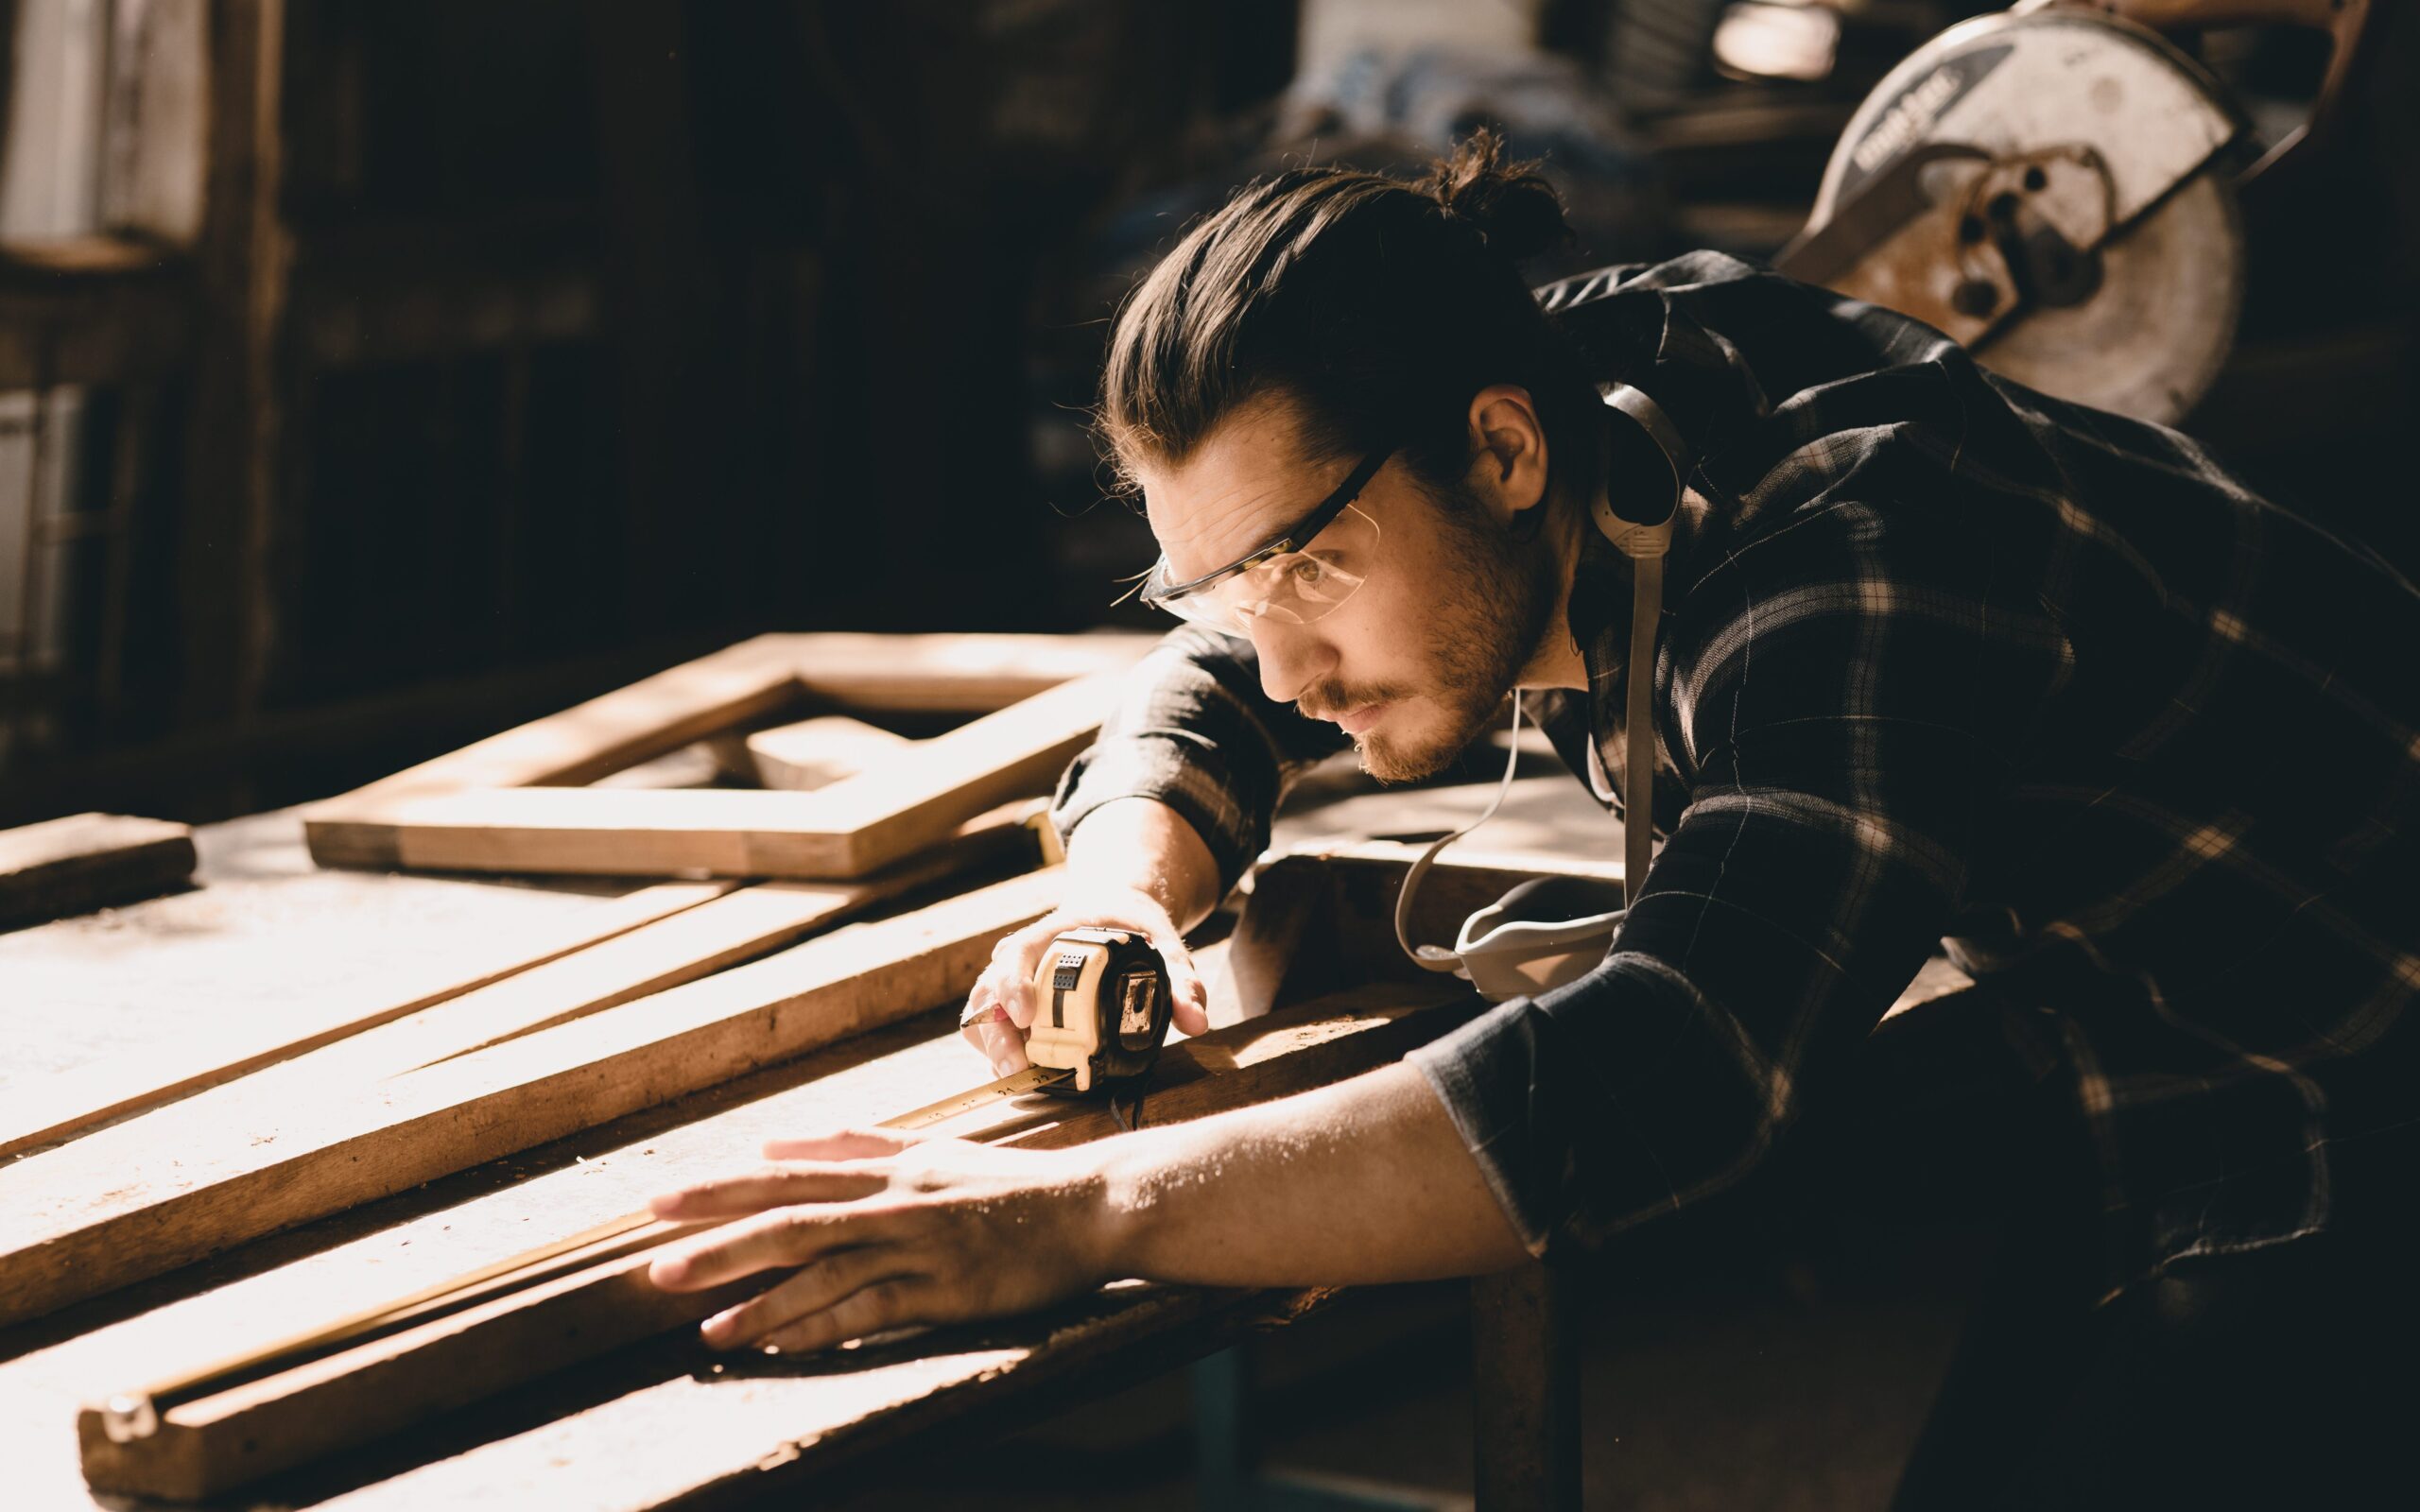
[{"left": 1790, "top": 9, "right": 2251, "bottom": 422}]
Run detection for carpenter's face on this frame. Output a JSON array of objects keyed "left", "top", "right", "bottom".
[{"left": 1135, "top": 395, "right": 1556, "bottom": 782}]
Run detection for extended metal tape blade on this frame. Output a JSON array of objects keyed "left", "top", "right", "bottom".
[
  {"left": 109, "top": 1208, "right": 680, "bottom": 1438},
  {"left": 880, "top": 1065, "right": 1073, "bottom": 1132}
]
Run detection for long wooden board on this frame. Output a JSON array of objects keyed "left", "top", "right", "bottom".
[
  {"left": 186, "top": 810, "right": 1045, "bottom": 1097},
  {"left": 0, "top": 880, "right": 734, "bottom": 1162},
  {"left": 312, "top": 669, "right": 1132, "bottom": 880},
  {"left": 75, "top": 979, "right": 1478, "bottom": 1499},
  {"left": 0, "top": 813, "right": 197, "bottom": 928},
  {"left": 0, "top": 869, "right": 1064, "bottom": 1329},
  {"left": 781, "top": 631, "right": 1159, "bottom": 713}
]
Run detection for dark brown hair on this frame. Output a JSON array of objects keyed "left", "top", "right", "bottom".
[{"left": 1099, "top": 130, "right": 1599, "bottom": 510}]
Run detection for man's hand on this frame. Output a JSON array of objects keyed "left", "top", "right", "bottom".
[
  {"left": 958, "top": 885, "right": 1213, "bottom": 1076},
  {"left": 648, "top": 1065, "right": 1527, "bottom": 1351},
  {"left": 959, "top": 799, "right": 1223, "bottom": 1076},
  {"left": 646, "top": 1129, "right": 1118, "bottom": 1353}
]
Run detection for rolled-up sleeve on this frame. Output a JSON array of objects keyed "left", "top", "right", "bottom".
[
  {"left": 1411, "top": 513, "right": 2064, "bottom": 1255},
  {"left": 1051, "top": 626, "right": 1351, "bottom": 895}
]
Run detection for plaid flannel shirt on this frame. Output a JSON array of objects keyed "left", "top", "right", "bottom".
[{"left": 1052, "top": 252, "right": 2420, "bottom": 1285}]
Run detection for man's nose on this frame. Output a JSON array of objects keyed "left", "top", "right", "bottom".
[{"left": 1250, "top": 618, "right": 1336, "bottom": 705}]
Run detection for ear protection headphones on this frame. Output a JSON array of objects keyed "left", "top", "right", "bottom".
[{"left": 1394, "top": 382, "right": 1692, "bottom": 999}]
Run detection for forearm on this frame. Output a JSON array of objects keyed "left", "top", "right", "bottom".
[
  {"left": 1091, "top": 1061, "right": 1530, "bottom": 1287},
  {"left": 1062, "top": 796, "right": 1223, "bottom": 931},
  {"left": 650, "top": 1039, "right": 1530, "bottom": 1354},
  {"left": 1049, "top": 625, "right": 1350, "bottom": 902}
]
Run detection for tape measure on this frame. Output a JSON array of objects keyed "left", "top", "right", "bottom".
[{"left": 893, "top": 926, "right": 1175, "bottom": 1129}]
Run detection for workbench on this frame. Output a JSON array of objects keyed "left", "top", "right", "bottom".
[{"left": 0, "top": 763, "right": 1972, "bottom": 1509}]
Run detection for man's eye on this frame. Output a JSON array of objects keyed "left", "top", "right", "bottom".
[{"left": 1288, "top": 558, "right": 1324, "bottom": 586}]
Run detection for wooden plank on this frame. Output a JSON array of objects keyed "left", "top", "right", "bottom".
[
  {"left": 74, "top": 980, "right": 1476, "bottom": 1499},
  {"left": 0, "top": 809, "right": 1037, "bottom": 1163},
  {"left": 271, "top": 808, "right": 1045, "bottom": 1083},
  {"left": 309, "top": 634, "right": 807, "bottom": 812},
  {"left": 783, "top": 630, "right": 1155, "bottom": 713},
  {"left": 78, "top": 1225, "right": 755, "bottom": 1502},
  {"left": 318, "top": 669, "right": 1132, "bottom": 880},
  {"left": 379, "top": 884, "right": 923, "bottom": 1073},
  {"left": 0, "top": 869, "right": 1064, "bottom": 1328},
  {"left": 806, "top": 668, "right": 1133, "bottom": 874},
  {"left": 340, "top": 788, "right": 892, "bottom": 876},
  {"left": 0, "top": 813, "right": 196, "bottom": 928},
  {"left": 0, "top": 879, "right": 729, "bottom": 1162},
  {"left": 742, "top": 715, "right": 909, "bottom": 792}
]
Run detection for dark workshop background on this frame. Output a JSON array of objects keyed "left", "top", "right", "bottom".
[{"left": 0, "top": 0, "right": 2412, "bottom": 832}]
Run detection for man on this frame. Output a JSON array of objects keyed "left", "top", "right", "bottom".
[{"left": 648, "top": 137, "right": 2420, "bottom": 1503}]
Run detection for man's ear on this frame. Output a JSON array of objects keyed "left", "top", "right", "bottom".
[{"left": 1465, "top": 385, "right": 1550, "bottom": 530}]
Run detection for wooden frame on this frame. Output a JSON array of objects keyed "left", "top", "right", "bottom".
[{"left": 302, "top": 631, "right": 1157, "bottom": 879}]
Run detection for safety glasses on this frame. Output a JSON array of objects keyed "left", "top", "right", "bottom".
[{"left": 1137, "top": 447, "right": 1392, "bottom": 635}]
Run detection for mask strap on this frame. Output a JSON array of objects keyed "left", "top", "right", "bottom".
[{"left": 1396, "top": 695, "right": 1526, "bottom": 975}]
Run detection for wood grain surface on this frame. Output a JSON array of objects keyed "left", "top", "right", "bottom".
[
  {"left": 0, "top": 813, "right": 197, "bottom": 929},
  {"left": 75, "top": 980, "right": 1477, "bottom": 1499},
  {"left": 0, "top": 870, "right": 1063, "bottom": 1328}
]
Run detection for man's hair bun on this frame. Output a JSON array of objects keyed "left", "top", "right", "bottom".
[{"left": 1414, "top": 129, "right": 1573, "bottom": 266}]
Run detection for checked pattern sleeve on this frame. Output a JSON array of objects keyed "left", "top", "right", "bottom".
[
  {"left": 1049, "top": 626, "right": 1350, "bottom": 895},
  {"left": 1409, "top": 507, "right": 2071, "bottom": 1253}
]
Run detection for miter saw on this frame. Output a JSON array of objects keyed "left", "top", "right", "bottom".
[{"left": 1777, "top": 0, "right": 2375, "bottom": 423}]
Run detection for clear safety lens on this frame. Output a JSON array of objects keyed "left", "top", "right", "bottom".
[{"left": 1145, "top": 504, "right": 1380, "bottom": 635}]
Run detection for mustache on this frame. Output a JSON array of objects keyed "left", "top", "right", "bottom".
[{"left": 1297, "top": 680, "right": 1410, "bottom": 722}]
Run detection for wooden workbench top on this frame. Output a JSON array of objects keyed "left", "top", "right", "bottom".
[
  {"left": 0, "top": 798, "right": 1443, "bottom": 1509},
  {"left": 0, "top": 764, "right": 1969, "bottom": 1508}
]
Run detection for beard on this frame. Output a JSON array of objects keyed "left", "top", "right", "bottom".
[{"left": 1301, "top": 479, "right": 1561, "bottom": 782}]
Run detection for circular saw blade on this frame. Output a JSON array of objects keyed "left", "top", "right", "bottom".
[
  {"left": 1976, "top": 166, "right": 2243, "bottom": 426},
  {"left": 1795, "top": 9, "right": 2249, "bottom": 424}
]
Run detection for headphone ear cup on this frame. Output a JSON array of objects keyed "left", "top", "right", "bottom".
[
  {"left": 1593, "top": 384, "right": 1685, "bottom": 558},
  {"left": 1598, "top": 409, "right": 1677, "bottom": 543}
]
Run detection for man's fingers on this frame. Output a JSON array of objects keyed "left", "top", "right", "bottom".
[
  {"left": 959, "top": 1005, "right": 1028, "bottom": 1077},
  {"left": 650, "top": 1211, "right": 816, "bottom": 1292},
  {"left": 977, "top": 1014, "right": 1029, "bottom": 1076},
  {"left": 752, "top": 1278, "right": 937, "bottom": 1355},
  {"left": 698, "top": 1245, "right": 904, "bottom": 1349},
  {"left": 985, "top": 919, "right": 1062, "bottom": 1028},
  {"left": 995, "top": 951, "right": 1040, "bottom": 1028},
  {"left": 1157, "top": 942, "right": 1213, "bottom": 1036},
  {"left": 648, "top": 1163, "right": 888, "bottom": 1224},
  {"left": 761, "top": 1129, "right": 908, "bottom": 1161}
]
